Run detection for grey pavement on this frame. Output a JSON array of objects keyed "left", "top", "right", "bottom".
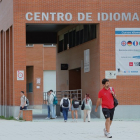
[{"left": 0, "top": 119, "right": 140, "bottom": 140}]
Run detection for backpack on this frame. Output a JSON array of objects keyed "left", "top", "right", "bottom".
[
  {"left": 63, "top": 99, "right": 69, "bottom": 107},
  {"left": 24, "top": 96, "right": 29, "bottom": 106},
  {"left": 110, "top": 87, "right": 118, "bottom": 108},
  {"left": 73, "top": 100, "right": 79, "bottom": 108},
  {"left": 53, "top": 94, "right": 58, "bottom": 105}
]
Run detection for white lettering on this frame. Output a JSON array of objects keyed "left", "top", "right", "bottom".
[
  {"left": 65, "top": 13, "right": 72, "bottom": 21},
  {"left": 42, "top": 12, "right": 49, "bottom": 21},
  {"left": 132, "top": 13, "right": 139, "bottom": 21},
  {"left": 25, "top": 12, "right": 139, "bottom": 22},
  {"left": 113, "top": 13, "right": 120, "bottom": 21},
  {"left": 34, "top": 12, "right": 41, "bottom": 21},
  {"left": 102, "top": 13, "right": 108, "bottom": 21},
  {"left": 50, "top": 12, "right": 56, "bottom": 21},
  {"left": 57, "top": 13, "right": 64, "bottom": 21},
  {"left": 78, "top": 13, "right": 85, "bottom": 21},
  {"left": 26, "top": 12, "right": 33, "bottom": 21},
  {"left": 110, "top": 13, "right": 112, "bottom": 21},
  {"left": 122, "top": 13, "right": 131, "bottom": 21},
  {"left": 86, "top": 13, "right": 92, "bottom": 21}
]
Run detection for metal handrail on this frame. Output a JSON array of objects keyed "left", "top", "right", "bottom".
[{"left": 43, "top": 89, "right": 82, "bottom": 105}]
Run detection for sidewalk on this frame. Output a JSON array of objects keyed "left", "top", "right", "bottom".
[{"left": 0, "top": 119, "right": 139, "bottom": 140}]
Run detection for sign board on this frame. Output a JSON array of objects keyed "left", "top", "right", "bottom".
[
  {"left": 26, "top": 12, "right": 139, "bottom": 22},
  {"left": 36, "top": 86, "right": 40, "bottom": 89},
  {"left": 36, "top": 78, "right": 41, "bottom": 84},
  {"left": 17, "top": 70, "right": 24, "bottom": 80},
  {"left": 105, "top": 71, "right": 116, "bottom": 79},
  {"left": 84, "top": 49, "right": 90, "bottom": 73},
  {"left": 115, "top": 28, "right": 140, "bottom": 75}
]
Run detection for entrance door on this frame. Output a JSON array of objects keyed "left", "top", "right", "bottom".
[
  {"left": 43, "top": 70, "right": 56, "bottom": 92},
  {"left": 69, "top": 68, "right": 81, "bottom": 90}
]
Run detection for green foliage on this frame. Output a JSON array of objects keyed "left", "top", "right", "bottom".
[{"left": 0, "top": 116, "right": 23, "bottom": 120}]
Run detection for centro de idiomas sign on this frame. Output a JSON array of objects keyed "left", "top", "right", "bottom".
[{"left": 26, "top": 12, "right": 139, "bottom": 21}]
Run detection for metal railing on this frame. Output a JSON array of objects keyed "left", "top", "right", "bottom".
[{"left": 43, "top": 89, "right": 82, "bottom": 105}]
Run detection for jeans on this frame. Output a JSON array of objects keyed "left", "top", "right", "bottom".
[
  {"left": 47, "top": 104, "right": 55, "bottom": 118},
  {"left": 53, "top": 105, "right": 56, "bottom": 117},
  {"left": 62, "top": 108, "right": 69, "bottom": 120}
]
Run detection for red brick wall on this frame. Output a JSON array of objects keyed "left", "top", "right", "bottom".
[
  {"left": 0, "top": 0, "right": 139, "bottom": 106},
  {"left": 6, "top": 29, "right": 10, "bottom": 106},
  {"left": 23, "top": 110, "right": 33, "bottom": 121},
  {"left": 0, "top": 31, "right": 4, "bottom": 105},
  {"left": 43, "top": 47, "right": 56, "bottom": 70},
  {"left": 9, "top": 26, "right": 14, "bottom": 106},
  {"left": 26, "top": 45, "right": 56, "bottom": 105},
  {"left": 0, "top": 26, "right": 13, "bottom": 107}
]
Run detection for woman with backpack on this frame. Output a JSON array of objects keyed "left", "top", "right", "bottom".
[
  {"left": 60, "top": 94, "right": 70, "bottom": 122},
  {"left": 70, "top": 94, "right": 79, "bottom": 122},
  {"left": 82, "top": 93, "right": 92, "bottom": 122}
]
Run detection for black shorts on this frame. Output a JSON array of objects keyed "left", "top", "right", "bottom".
[
  {"left": 102, "top": 108, "right": 115, "bottom": 121},
  {"left": 20, "top": 106, "right": 27, "bottom": 110}
]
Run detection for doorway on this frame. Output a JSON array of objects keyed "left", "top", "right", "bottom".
[
  {"left": 26, "top": 66, "right": 34, "bottom": 105},
  {"left": 69, "top": 68, "right": 81, "bottom": 90}
]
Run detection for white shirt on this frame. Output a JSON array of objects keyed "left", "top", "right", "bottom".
[
  {"left": 60, "top": 97, "right": 70, "bottom": 108},
  {"left": 46, "top": 93, "right": 55, "bottom": 105},
  {"left": 20, "top": 95, "right": 27, "bottom": 107}
]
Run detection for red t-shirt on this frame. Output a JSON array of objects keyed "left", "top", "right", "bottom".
[{"left": 98, "top": 87, "right": 115, "bottom": 109}]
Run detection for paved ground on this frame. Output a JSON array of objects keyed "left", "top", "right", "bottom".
[{"left": 0, "top": 119, "right": 140, "bottom": 140}]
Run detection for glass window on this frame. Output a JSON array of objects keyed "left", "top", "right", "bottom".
[{"left": 64, "top": 33, "right": 68, "bottom": 50}]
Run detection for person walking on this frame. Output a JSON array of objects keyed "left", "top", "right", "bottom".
[
  {"left": 45, "top": 91, "right": 55, "bottom": 119},
  {"left": 70, "top": 94, "right": 79, "bottom": 122},
  {"left": 60, "top": 94, "right": 70, "bottom": 122},
  {"left": 15, "top": 91, "right": 27, "bottom": 120},
  {"left": 82, "top": 93, "right": 92, "bottom": 122},
  {"left": 95, "top": 78, "right": 116, "bottom": 138}
]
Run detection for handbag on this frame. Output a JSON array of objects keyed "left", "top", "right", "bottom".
[
  {"left": 81, "top": 100, "right": 85, "bottom": 110},
  {"left": 110, "top": 87, "right": 118, "bottom": 108},
  {"left": 113, "top": 97, "right": 118, "bottom": 107}
]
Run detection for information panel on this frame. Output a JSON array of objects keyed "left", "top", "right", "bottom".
[{"left": 115, "top": 28, "right": 140, "bottom": 75}]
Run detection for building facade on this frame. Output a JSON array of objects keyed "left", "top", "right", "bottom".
[{"left": 0, "top": 0, "right": 140, "bottom": 119}]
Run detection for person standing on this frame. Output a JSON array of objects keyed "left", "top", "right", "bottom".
[
  {"left": 95, "top": 78, "right": 116, "bottom": 138},
  {"left": 45, "top": 91, "right": 55, "bottom": 119},
  {"left": 82, "top": 93, "right": 92, "bottom": 122},
  {"left": 60, "top": 94, "right": 70, "bottom": 122},
  {"left": 50, "top": 89, "right": 57, "bottom": 118},
  {"left": 70, "top": 95, "right": 79, "bottom": 122},
  {"left": 15, "top": 91, "right": 27, "bottom": 120}
]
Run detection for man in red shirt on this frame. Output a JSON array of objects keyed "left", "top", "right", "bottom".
[{"left": 95, "top": 78, "right": 116, "bottom": 138}]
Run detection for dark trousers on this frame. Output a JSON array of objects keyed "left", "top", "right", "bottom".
[{"left": 62, "top": 108, "right": 69, "bottom": 120}]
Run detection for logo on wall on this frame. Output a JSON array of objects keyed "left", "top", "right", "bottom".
[
  {"left": 127, "top": 41, "right": 132, "bottom": 46},
  {"left": 129, "top": 62, "right": 133, "bottom": 66},
  {"left": 121, "top": 41, "right": 126, "bottom": 46},
  {"left": 124, "top": 71, "right": 130, "bottom": 73},
  {"left": 133, "top": 41, "right": 138, "bottom": 46},
  {"left": 17, "top": 70, "right": 24, "bottom": 80}
]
